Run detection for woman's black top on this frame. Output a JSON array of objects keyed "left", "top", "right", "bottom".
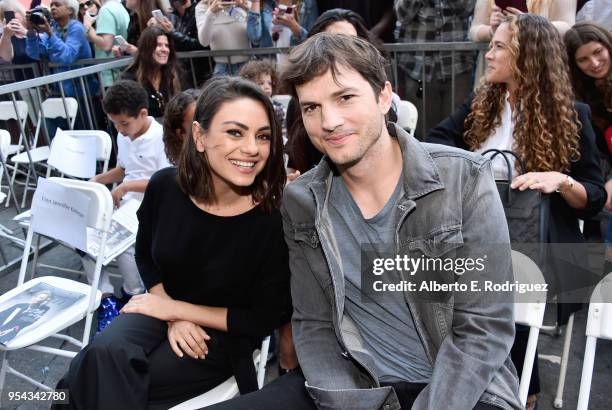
[
  {"left": 135, "top": 167, "right": 292, "bottom": 339},
  {"left": 121, "top": 67, "right": 169, "bottom": 118}
]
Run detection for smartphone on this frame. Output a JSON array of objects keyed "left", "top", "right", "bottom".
[
  {"left": 495, "top": 0, "right": 528, "bottom": 12},
  {"left": 219, "top": 1, "right": 236, "bottom": 7},
  {"left": 4, "top": 10, "right": 15, "bottom": 23},
  {"left": 152, "top": 9, "right": 167, "bottom": 22},
  {"left": 114, "top": 35, "right": 128, "bottom": 48},
  {"left": 277, "top": 4, "right": 293, "bottom": 15}
]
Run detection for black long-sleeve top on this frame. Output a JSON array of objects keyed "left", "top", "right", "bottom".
[
  {"left": 426, "top": 97, "right": 606, "bottom": 243},
  {"left": 135, "top": 167, "right": 292, "bottom": 339},
  {"left": 170, "top": 2, "right": 204, "bottom": 52}
]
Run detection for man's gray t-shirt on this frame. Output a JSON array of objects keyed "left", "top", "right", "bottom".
[{"left": 328, "top": 174, "right": 433, "bottom": 383}]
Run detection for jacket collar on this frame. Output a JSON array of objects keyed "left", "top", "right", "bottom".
[{"left": 307, "top": 122, "right": 444, "bottom": 201}]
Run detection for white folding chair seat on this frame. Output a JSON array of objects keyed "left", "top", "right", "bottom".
[
  {"left": 7, "top": 98, "right": 79, "bottom": 208},
  {"left": 576, "top": 272, "right": 612, "bottom": 410},
  {"left": 0, "top": 101, "right": 29, "bottom": 157},
  {"left": 396, "top": 100, "right": 418, "bottom": 138},
  {"left": 170, "top": 336, "right": 271, "bottom": 409},
  {"left": 511, "top": 250, "right": 547, "bottom": 407},
  {"left": 0, "top": 178, "right": 112, "bottom": 393}
]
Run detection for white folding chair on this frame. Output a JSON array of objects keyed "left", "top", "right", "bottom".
[
  {"left": 576, "top": 272, "right": 612, "bottom": 410},
  {"left": 511, "top": 250, "right": 548, "bottom": 407},
  {"left": 59, "top": 130, "right": 113, "bottom": 175},
  {"left": 396, "top": 100, "right": 418, "bottom": 138},
  {"left": 0, "top": 100, "right": 29, "bottom": 158},
  {"left": 0, "top": 130, "right": 25, "bottom": 248},
  {"left": 0, "top": 178, "right": 112, "bottom": 395},
  {"left": 170, "top": 336, "right": 271, "bottom": 409},
  {"left": 8, "top": 98, "right": 79, "bottom": 207}
]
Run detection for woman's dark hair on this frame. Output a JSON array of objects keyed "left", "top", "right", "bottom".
[
  {"left": 127, "top": 27, "right": 182, "bottom": 102},
  {"left": 564, "top": 21, "right": 612, "bottom": 133},
  {"left": 308, "top": 8, "right": 387, "bottom": 57},
  {"left": 178, "top": 77, "right": 286, "bottom": 212},
  {"left": 163, "top": 89, "right": 202, "bottom": 165},
  {"left": 132, "top": 0, "right": 156, "bottom": 37}
]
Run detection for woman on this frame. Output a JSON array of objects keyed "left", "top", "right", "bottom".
[
  {"left": 428, "top": 14, "right": 606, "bottom": 410},
  {"left": 469, "top": 0, "right": 576, "bottom": 42},
  {"left": 565, "top": 22, "right": 612, "bottom": 267},
  {"left": 163, "top": 88, "right": 202, "bottom": 165},
  {"left": 112, "top": 0, "right": 156, "bottom": 56},
  {"left": 57, "top": 76, "right": 291, "bottom": 409},
  {"left": 196, "top": 0, "right": 250, "bottom": 76},
  {"left": 78, "top": 0, "right": 100, "bottom": 55},
  {"left": 122, "top": 27, "right": 183, "bottom": 118}
]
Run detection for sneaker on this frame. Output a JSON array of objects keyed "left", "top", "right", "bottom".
[{"left": 96, "top": 295, "right": 122, "bottom": 335}]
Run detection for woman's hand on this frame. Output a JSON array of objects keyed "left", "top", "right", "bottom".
[
  {"left": 489, "top": 5, "right": 504, "bottom": 32},
  {"left": 604, "top": 179, "right": 612, "bottom": 211},
  {"left": 83, "top": 12, "right": 96, "bottom": 31},
  {"left": 208, "top": 0, "right": 225, "bottom": 13},
  {"left": 272, "top": 8, "right": 301, "bottom": 36},
  {"left": 121, "top": 293, "right": 178, "bottom": 321},
  {"left": 510, "top": 171, "right": 566, "bottom": 193},
  {"left": 167, "top": 320, "right": 211, "bottom": 359}
]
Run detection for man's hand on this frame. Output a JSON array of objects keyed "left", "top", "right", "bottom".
[
  {"left": 167, "top": 320, "right": 211, "bottom": 359},
  {"left": 120, "top": 293, "right": 178, "bottom": 321},
  {"left": 111, "top": 42, "right": 137, "bottom": 57},
  {"left": 159, "top": 18, "right": 173, "bottom": 33},
  {"left": 111, "top": 183, "right": 127, "bottom": 208}
]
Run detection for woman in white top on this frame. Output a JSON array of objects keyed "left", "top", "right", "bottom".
[
  {"left": 469, "top": 0, "right": 576, "bottom": 42},
  {"left": 196, "top": 0, "right": 251, "bottom": 76}
]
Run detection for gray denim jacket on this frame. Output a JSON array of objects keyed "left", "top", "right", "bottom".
[{"left": 281, "top": 124, "right": 522, "bottom": 410}]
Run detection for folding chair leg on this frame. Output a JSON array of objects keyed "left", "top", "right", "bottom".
[
  {"left": 31, "top": 234, "right": 42, "bottom": 280},
  {"left": 519, "top": 327, "right": 540, "bottom": 406},
  {"left": 6, "top": 163, "right": 18, "bottom": 208},
  {"left": 554, "top": 313, "right": 574, "bottom": 408},
  {"left": 0, "top": 350, "right": 7, "bottom": 395},
  {"left": 577, "top": 336, "right": 597, "bottom": 410},
  {"left": 21, "top": 165, "right": 32, "bottom": 209}
]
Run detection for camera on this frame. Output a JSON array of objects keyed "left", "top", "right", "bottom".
[{"left": 29, "top": 6, "right": 51, "bottom": 26}]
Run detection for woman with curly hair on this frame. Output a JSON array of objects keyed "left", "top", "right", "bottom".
[
  {"left": 122, "top": 26, "right": 183, "bottom": 118},
  {"left": 427, "top": 14, "right": 606, "bottom": 410}
]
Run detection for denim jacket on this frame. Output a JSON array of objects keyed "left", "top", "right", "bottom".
[
  {"left": 246, "top": 0, "right": 318, "bottom": 47},
  {"left": 281, "top": 123, "right": 522, "bottom": 410}
]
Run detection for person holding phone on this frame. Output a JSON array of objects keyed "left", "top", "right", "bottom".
[
  {"left": 196, "top": 0, "right": 250, "bottom": 75},
  {"left": 0, "top": 0, "right": 33, "bottom": 68},
  {"left": 469, "top": 0, "right": 576, "bottom": 42},
  {"left": 82, "top": 0, "right": 130, "bottom": 87},
  {"left": 111, "top": 0, "right": 157, "bottom": 57},
  {"left": 246, "top": 0, "right": 318, "bottom": 48}
]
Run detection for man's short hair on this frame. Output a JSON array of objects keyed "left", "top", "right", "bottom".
[
  {"left": 102, "top": 80, "right": 149, "bottom": 117},
  {"left": 281, "top": 33, "right": 388, "bottom": 97}
]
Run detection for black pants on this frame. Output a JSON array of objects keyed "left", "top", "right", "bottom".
[
  {"left": 204, "top": 369, "right": 502, "bottom": 410},
  {"left": 54, "top": 313, "right": 233, "bottom": 410}
]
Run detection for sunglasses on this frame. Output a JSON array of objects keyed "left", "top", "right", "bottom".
[{"left": 79, "top": 1, "right": 94, "bottom": 9}]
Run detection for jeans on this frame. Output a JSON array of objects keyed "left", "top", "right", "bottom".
[{"left": 213, "top": 62, "right": 245, "bottom": 77}]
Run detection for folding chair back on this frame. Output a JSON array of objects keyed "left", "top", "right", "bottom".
[
  {"left": 61, "top": 130, "right": 113, "bottom": 174},
  {"left": 41, "top": 98, "right": 79, "bottom": 129},
  {"left": 170, "top": 336, "right": 271, "bottom": 409},
  {"left": 396, "top": 100, "right": 418, "bottom": 138},
  {"left": 511, "top": 250, "right": 547, "bottom": 406},
  {"left": 577, "top": 272, "right": 612, "bottom": 410},
  {"left": 0, "top": 101, "right": 29, "bottom": 156}
]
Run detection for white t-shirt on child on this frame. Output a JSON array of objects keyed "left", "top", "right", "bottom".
[{"left": 116, "top": 117, "right": 171, "bottom": 201}]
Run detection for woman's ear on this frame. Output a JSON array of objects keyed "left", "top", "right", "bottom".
[{"left": 192, "top": 121, "right": 206, "bottom": 153}]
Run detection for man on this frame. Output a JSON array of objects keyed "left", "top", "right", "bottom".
[
  {"left": 25, "top": 0, "right": 95, "bottom": 97},
  {"left": 394, "top": 0, "right": 476, "bottom": 135},
  {"left": 81, "top": 0, "right": 130, "bottom": 88},
  {"left": 207, "top": 33, "right": 521, "bottom": 410}
]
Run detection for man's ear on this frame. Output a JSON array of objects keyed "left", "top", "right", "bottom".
[
  {"left": 192, "top": 121, "right": 206, "bottom": 153},
  {"left": 378, "top": 81, "right": 393, "bottom": 115},
  {"left": 139, "top": 108, "right": 148, "bottom": 118}
]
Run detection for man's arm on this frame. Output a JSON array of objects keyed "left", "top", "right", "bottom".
[
  {"left": 47, "top": 22, "right": 86, "bottom": 64},
  {"left": 413, "top": 160, "right": 517, "bottom": 409}
]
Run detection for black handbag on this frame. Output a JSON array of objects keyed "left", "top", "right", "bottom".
[{"left": 482, "top": 149, "right": 550, "bottom": 264}]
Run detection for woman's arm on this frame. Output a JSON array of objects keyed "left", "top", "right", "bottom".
[
  {"left": 195, "top": 1, "right": 215, "bottom": 47},
  {"left": 469, "top": 0, "right": 494, "bottom": 42},
  {"left": 246, "top": 0, "right": 263, "bottom": 45}
]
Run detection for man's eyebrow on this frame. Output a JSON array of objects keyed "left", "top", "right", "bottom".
[{"left": 299, "top": 87, "right": 361, "bottom": 107}]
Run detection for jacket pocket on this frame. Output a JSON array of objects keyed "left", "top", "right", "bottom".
[
  {"left": 292, "top": 226, "right": 333, "bottom": 292},
  {"left": 305, "top": 383, "right": 401, "bottom": 410},
  {"left": 406, "top": 225, "right": 464, "bottom": 258}
]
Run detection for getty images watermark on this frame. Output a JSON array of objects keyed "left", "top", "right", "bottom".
[{"left": 360, "top": 243, "right": 606, "bottom": 304}]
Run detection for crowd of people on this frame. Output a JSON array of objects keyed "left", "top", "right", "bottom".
[{"left": 0, "top": 1, "right": 610, "bottom": 410}]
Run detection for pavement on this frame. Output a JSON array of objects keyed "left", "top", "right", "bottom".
[{"left": 0, "top": 185, "right": 609, "bottom": 410}]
